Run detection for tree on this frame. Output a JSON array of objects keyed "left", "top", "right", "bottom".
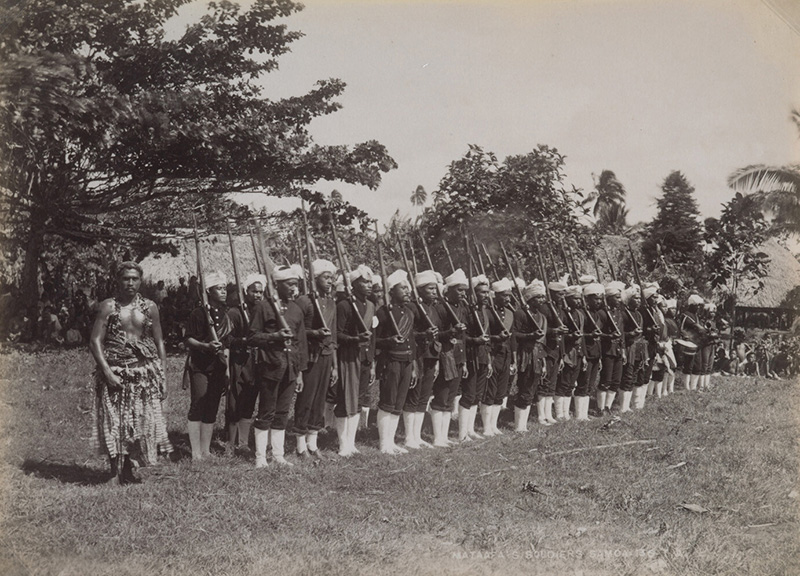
[
  {"left": 704, "top": 192, "right": 770, "bottom": 348},
  {"left": 583, "top": 170, "right": 628, "bottom": 233},
  {"left": 728, "top": 109, "right": 800, "bottom": 236},
  {"left": 641, "top": 171, "right": 704, "bottom": 280},
  {"left": 0, "top": 0, "right": 396, "bottom": 309}
]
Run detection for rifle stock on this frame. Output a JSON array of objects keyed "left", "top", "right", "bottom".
[{"left": 301, "top": 199, "right": 328, "bottom": 331}]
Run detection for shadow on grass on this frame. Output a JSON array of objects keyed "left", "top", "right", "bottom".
[{"left": 21, "top": 458, "right": 112, "bottom": 485}]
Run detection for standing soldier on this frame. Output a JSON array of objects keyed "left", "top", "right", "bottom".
[
  {"left": 642, "top": 285, "right": 667, "bottom": 398},
  {"left": 483, "top": 278, "right": 516, "bottom": 435},
  {"left": 403, "top": 270, "right": 442, "bottom": 449},
  {"left": 184, "top": 271, "right": 231, "bottom": 461},
  {"left": 226, "top": 273, "right": 266, "bottom": 454},
  {"left": 429, "top": 269, "right": 469, "bottom": 447},
  {"left": 574, "top": 283, "right": 605, "bottom": 420},
  {"left": 292, "top": 259, "right": 338, "bottom": 459},
  {"left": 596, "top": 281, "right": 626, "bottom": 413},
  {"left": 248, "top": 265, "right": 308, "bottom": 468},
  {"left": 511, "top": 280, "right": 547, "bottom": 432},
  {"left": 460, "top": 274, "right": 492, "bottom": 440},
  {"left": 661, "top": 298, "right": 679, "bottom": 395},
  {"left": 538, "top": 280, "right": 568, "bottom": 425},
  {"left": 620, "top": 285, "right": 648, "bottom": 412},
  {"left": 699, "top": 302, "right": 719, "bottom": 391},
  {"left": 680, "top": 294, "right": 706, "bottom": 391},
  {"left": 375, "top": 270, "right": 418, "bottom": 454},
  {"left": 555, "top": 285, "right": 585, "bottom": 421},
  {"left": 334, "top": 265, "right": 375, "bottom": 456}
]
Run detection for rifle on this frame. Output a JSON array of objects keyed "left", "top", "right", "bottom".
[
  {"left": 602, "top": 246, "right": 617, "bottom": 281},
  {"left": 592, "top": 250, "right": 621, "bottom": 336},
  {"left": 192, "top": 213, "right": 226, "bottom": 364},
  {"left": 558, "top": 240, "right": 572, "bottom": 284},
  {"left": 295, "top": 230, "right": 306, "bottom": 295},
  {"left": 533, "top": 232, "right": 565, "bottom": 330},
  {"left": 500, "top": 242, "right": 542, "bottom": 332},
  {"left": 470, "top": 234, "right": 507, "bottom": 328},
  {"left": 407, "top": 235, "right": 420, "bottom": 277},
  {"left": 248, "top": 222, "right": 264, "bottom": 275},
  {"left": 530, "top": 227, "right": 548, "bottom": 282},
  {"left": 441, "top": 238, "right": 456, "bottom": 274},
  {"left": 627, "top": 240, "right": 656, "bottom": 327},
  {"left": 226, "top": 219, "right": 249, "bottom": 325},
  {"left": 301, "top": 199, "right": 328, "bottom": 331},
  {"left": 329, "top": 211, "right": 370, "bottom": 334},
  {"left": 376, "top": 221, "right": 401, "bottom": 336},
  {"left": 463, "top": 226, "right": 487, "bottom": 338},
  {"left": 480, "top": 241, "right": 502, "bottom": 283},
  {"left": 395, "top": 231, "right": 435, "bottom": 329},
  {"left": 567, "top": 240, "right": 599, "bottom": 333},
  {"left": 419, "top": 231, "right": 460, "bottom": 325},
  {"left": 254, "top": 219, "right": 292, "bottom": 348}
]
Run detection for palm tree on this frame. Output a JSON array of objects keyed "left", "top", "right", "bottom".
[
  {"left": 728, "top": 110, "right": 800, "bottom": 235},
  {"left": 584, "top": 170, "right": 628, "bottom": 232},
  {"left": 410, "top": 184, "right": 427, "bottom": 225}
]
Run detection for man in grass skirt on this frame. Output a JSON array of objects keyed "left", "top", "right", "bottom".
[{"left": 90, "top": 261, "right": 172, "bottom": 484}]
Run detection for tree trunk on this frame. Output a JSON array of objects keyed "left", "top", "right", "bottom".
[{"left": 19, "top": 213, "right": 46, "bottom": 313}]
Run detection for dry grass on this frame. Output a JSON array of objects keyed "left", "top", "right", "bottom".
[{"left": 0, "top": 347, "right": 798, "bottom": 576}]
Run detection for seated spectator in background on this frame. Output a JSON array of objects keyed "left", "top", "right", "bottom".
[
  {"left": 39, "top": 304, "right": 63, "bottom": 344},
  {"left": 153, "top": 280, "right": 168, "bottom": 306},
  {"left": 740, "top": 351, "right": 759, "bottom": 377}
]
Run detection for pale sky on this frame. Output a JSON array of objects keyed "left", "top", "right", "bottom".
[{"left": 175, "top": 0, "right": 800, "bottom": 226}]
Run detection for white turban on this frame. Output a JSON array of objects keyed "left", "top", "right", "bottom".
[
  {"left": 290, "top": 263, "right": 305, "bottom": 280},
  {"left": 548, "top": 280, "right": 568, "bottom": 292},
  {"left": 204, "top": 271, "right": 227, "bottom": 289},
  {"left": 704, "top": 302, "right": 717, "bottom": 313},
  {"left": 335, "top": 274, "right": 345, "bottom": 293},
  {"left": 434, "top": 271, "right": 444, "bottom": 284},
  {"left": 471, "top": 274, "right": 489, "bottom": 289},
  {"left": 622, "top": 284, "right": 641, "bottom": 304},
  {"left": 565, "top": 285, "right": 582, "bottom": 298},
  {"left": 387, "top": 269, "right": 410, "bottom": 291},
  {"left": 311, "top": 259, "right": 337, "bottom": 277},
  {"left": 687, "top": 294, "right": 704, "bottom": 306},
  {"left": 583, "top": 283, "right": 605, "bottom": 297},
  {"left": 579, "top": 274, "right": 597, "bottom": 285},
  {"left": 643, "top": 281, "right": 660, "bottom": 291},
  {"left": 348, "top": 265, "right": 374, "bottom": 283},
  {"left": 273, "top": 265, "right": 300, "bottom": 282},
  {"left": 371, "top": 273, "right": 383, "bottom": 287},
  {"left": 515, "top": 277, "right": 526, "bottom": 290},
  {"left": 523, "top": 280, "right": 546, "bottom": 300},
  {"left": 665, "top": 298, "right": 677, "bottom": 309},
  {"left": 643, "top": 285, "right": 659, "bottom": 300},
  {"left": 414, "top": 270, "right": 438, "bottom": 288},
  {"left": 491, "top": 278, "right": 513, "bottom": 293},
  {"left": 605, "top": 281, "right": 626, "bottom": 297},
  {"left": 445, "top": 268, "right": 469, "bottom": 288},
  {"left": 243, "top": 273, "right": 267, "bottom": 290}
]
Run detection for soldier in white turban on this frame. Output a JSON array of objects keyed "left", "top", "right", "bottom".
[
  {"left": 574, "top": 283, "right": 605, "bottom": 420},
  {"left": 184, "top": 271, "right": 231, "bottom": 461},
  {"left": 511, "top": 280, "right": 547, "bottom": 432},
  {"left": 248, "top": 265, "right": 307, "bottom": 468},
  {"left": 292, "top": 260, "right": 338, "bottom": 459},
  {"left": 374, "top": 269, "right": 418, "bottom": 454},
  {"left": 620, "top": 284, "right": 647, "bottom": 412},
  {"left": 680, "top": 294, "right": 706, "bottom": 391},
  {"left": 225, "top": 272, "right": 266, "bottom": 455},
  {"left": 595, "top": 281, "right": 626, "bottom": 414},
  {"left": 459, "top": 274, "right": 492, "bottom": 441},
  {"left": 482, "top": 278, "right": 516, "bottom": 436},
  {"left": 430, "top": 269, "right": 469, "bottom": 446}
]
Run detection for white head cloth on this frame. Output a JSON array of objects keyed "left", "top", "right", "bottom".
[
  {"left": 273, "top": 265, "right": 300, "bottom": 282},
  {"left": 414, "top": 270, "right": 438, "bottom": 288},
  {"left": 445, "top": 268, "right": 469, "bottom": 288},
  {"left": 311, "top": 259, "right": 337, "bottom": 277},
  {"left": 523, "top": 280, "right": 546, "bottom": 301},
  {"left": 205, "top": 271, "right": 227, "bottom": 289},
  {"left": 387, "top": 269, "right": 410, "bottom": 291},
  {"left": 491, "top": 278, "right": 513, "bottom": 293},
  {"left": 243, "top": 273, "right": 267, "bottom": 290},
  {"left": 583, "top": 283, "right": 605, "bottom": 297},
  {"left": 348, "top": 264, "right": 374, "bottom": 283}
]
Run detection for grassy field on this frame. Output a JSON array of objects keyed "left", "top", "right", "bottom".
[{"left": 0, "top": 347, "right": 798, "bottom": 576}]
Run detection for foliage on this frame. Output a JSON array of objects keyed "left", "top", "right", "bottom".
[
  {"left": 421, "top": 144, "right": 588, "bottom": 276},
  {"left": 727, "top": 109, "right": 800, "bottom": 236},
  {"left": 704, "top": 192, "right": 770, "bottom": 302},
  {"left": 779, "top": 285, "right": 800, "bottom": 312},
  {"left": 641, "top": 171, "right": 704, "bottom": 284},
  {"left": 0, "top": 0, "right": 396, "bottom": 307},
  {"left": 583, "top": 170, "right": 628, "bottom": 234}
]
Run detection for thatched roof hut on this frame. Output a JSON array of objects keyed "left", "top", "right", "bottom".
[
  {"left": 736, "top": 238, "right": 800, "bottom": 308},
  {"left": 139, "top": 234, "right": 265, "bottom": 287}
]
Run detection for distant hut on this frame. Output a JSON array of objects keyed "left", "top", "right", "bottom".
[
  {"left": 139, "top": 234, "right": 266, "bottom": 288},
  {"left": 734, "top": 239, "right": 800, "bottom": 330}
]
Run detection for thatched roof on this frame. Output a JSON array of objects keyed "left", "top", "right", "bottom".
[
  {"left": 736, "top": 238, "right": 800, "bottom": 308},
  {"left": 139, "top": 234, "right": 264, "bottom": 286}
]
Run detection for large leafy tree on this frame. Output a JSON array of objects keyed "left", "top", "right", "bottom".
[
  {"left": 422, "top": 144, "right": 586, "bottom": 275},
  {"left": 641, "top": 171, "right": 704, "bottom": 280},
  {"left": 0, "top": 0, "right": 396, "bottom": 308},
  {"left": 728, "top": 109, "right": 800, "bottom": 236},
  {"left": 704, "top": 192, "right": 770, "bottom": 345}
]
